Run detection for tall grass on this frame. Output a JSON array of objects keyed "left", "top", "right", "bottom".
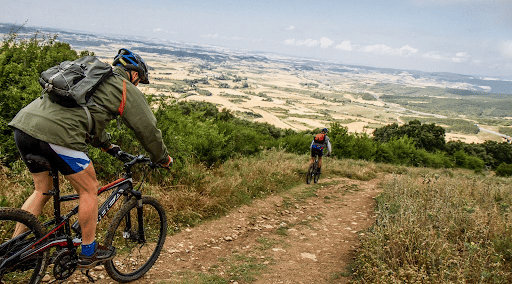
[
  {"left": 0, "top": 150, "right": 306, "bottom": 233},
  {"left": 352, "top": 168, "right": 512, "bottom": 283}
]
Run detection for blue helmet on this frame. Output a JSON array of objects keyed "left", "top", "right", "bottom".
[
  {"left": 322, "top": 128, "right": 329, "bottom": 133},
  {"left": 112, "top": 48, "right": 150, "bottom": 84}
]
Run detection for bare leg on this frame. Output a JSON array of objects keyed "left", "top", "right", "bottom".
[
  {"left": 318, "top": 157, "right": 323, "bottom": 169},
  {"left": 65, "top": 163, "right": 99, "bottom": 245},
  {"left": 13, "top": 172, "right": 52, "bottom": 237}
]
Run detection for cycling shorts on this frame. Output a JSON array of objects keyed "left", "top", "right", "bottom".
[
  {"left": 14, "top": 128, "right": 91, "bottom": 175},
  {"left": 311, "top": 147, "right": 323, "bottom": 158}
]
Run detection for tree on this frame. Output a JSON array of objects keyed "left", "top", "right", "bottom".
[{"left": 373, "top": 120, "right": 445, "bottom": 152}]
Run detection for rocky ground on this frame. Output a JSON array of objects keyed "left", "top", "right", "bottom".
[{"left": 59, "top": 175, "right": 385, "bottom": 284}]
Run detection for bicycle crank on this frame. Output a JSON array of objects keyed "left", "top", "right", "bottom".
[{"left": 52, "top": 248, "right": 78, "bottom": 280}]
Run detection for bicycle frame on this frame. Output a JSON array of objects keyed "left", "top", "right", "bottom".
[{"left": 0, "top": 168, "right": 140, "bottom": 270}]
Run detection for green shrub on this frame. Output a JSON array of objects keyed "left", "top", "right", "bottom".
[
  {"left": 277, "top": 133, "right": 311, "bottom": 155},
  {"left": 496, "top": 163, "right": 512, "bottom": 177}
]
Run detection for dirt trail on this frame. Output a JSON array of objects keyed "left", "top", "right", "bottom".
[{"left": 64, "top": 175, "right": 384, "bottom": 284}]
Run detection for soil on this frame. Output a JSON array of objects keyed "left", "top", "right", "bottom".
[{"left": 59, "top": 175, "right": 385, "bottom": 284}]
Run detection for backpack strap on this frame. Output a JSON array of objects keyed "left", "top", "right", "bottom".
[
  {"left": 82, "top": 105, "right": 93, "bottom": 134},
  {"left": 118, "top": 80, "right": 127, "bottom": 116}
]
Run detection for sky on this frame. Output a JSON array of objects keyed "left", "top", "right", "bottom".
[{"left": 2, "top": 0, "right": 512, "bottom": 79}]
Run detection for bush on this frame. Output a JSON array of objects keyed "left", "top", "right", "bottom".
[
  {"left": 496, "top": 163, "right": 512, "bottom": 177},
  {"left": 277, "top": 133, "right": 311, "bottom": 155}
]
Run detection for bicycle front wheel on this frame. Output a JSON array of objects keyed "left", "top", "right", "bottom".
[
  {"left": 314, "top": 170, "right": 320, "bottom": 183},
  {"left": 0, "top": 208, "right": 49, "bottom": 284},
  {"left": 104, "top": 196, "right": 167, "bottom": 282}
]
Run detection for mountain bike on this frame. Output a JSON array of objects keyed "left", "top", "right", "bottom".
[
  {"left": 306, "top": 154, "right": 321, "bottom": 184},
  {"left": 0, "top": 151, "right": 167, "bottom": 283}
]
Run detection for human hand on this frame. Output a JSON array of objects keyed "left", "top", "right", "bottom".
[{"left": 102, "top": 144, "right": 121, "bottom": 158}]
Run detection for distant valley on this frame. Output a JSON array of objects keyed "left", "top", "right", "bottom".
[{"left": 2, "top": 23, "right": 512, "bottom": 144}]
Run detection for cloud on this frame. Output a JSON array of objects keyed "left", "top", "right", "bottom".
[
  {"left": 320, "top": 37, "right": 334, "bottom": 48},
  {"left": 286, "top": 25, "right": 296, "bottom": 31},
  {"left": 451, "top": 52, "right": 470, "bottom": 63},
  {"left": 335, "top": 41, "right": 354, "bottom": 51},
  {"left": 284, "top": 38, "right": 319, "bottom": 47},
  {"left": 203, "top": 33, "right": 219, "bottom": 39},
  {"left": 423, "top": 51, "right": 471, "bottom": 63},
  {"left": 360, "top": 44, "right": 418, "bottom": 56},
  {"left": 411, "top": 0, "right": 494, "bottom": 6},
  {"left": 501, "top": 40, "right": 512, "bottom": 59},
  {"left": 423, "top": 51, "right": 445, "bottom": 61}
]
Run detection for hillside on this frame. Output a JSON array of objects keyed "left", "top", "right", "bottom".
[
  {"left": 82, "top": 44, "right": 511, "bottom": 145},
  {"left": 3, "top": 22, "right": 510, "bottom": 144}
]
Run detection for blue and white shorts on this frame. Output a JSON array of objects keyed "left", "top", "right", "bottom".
[{"left": 14, "top": 129, "right": 91, "bottom": 175}]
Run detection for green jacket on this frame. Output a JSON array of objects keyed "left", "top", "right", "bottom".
[{"left": 9, "top": 66, "right": 169, "bottom": 164}]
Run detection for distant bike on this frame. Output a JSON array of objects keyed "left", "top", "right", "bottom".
[
  {"left": 306, "top": 154, "right": 321, "bottom": 184},
  {"left": 0, "top": 151, "right": 167, "bottom": 283}
]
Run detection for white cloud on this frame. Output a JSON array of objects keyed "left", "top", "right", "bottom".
[
  {"left": 451, "top": 52, "right": 470, "bottom": 63},
  {"left": 423, "top": 51, "right": 471, "bottom": 63},
  {"left": 335, "top": 40, "right": 354, "bottom": 51},
  {"left": 284, "top": 38, "right": 319, "bottom": 47},
  {"left": 320, "top": 37, "right": 334, "bottom": 48},
  {"left": 398, "top": 45, "right": 419, "bottom": 56},
  {"left": 501, "top": 40, "right": 512, "bottom": 58},
  {"left": 359, "top": 44, "right": 418, "bottom": 56},
  {"left": 423, "top": 51, "right": 445, "bottom": 61},
  {"left": 203, "top": 33, "right": 219, "bottom": 39},
  {"left": 286, "top": 25, "right": 296, "bottom": 31}
]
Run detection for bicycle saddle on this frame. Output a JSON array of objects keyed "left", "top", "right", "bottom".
[{"left": 25, "top": 154, "right": 52, "bottom": 171}]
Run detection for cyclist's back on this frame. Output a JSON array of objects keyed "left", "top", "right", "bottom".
[{"left": 309, "top": 128, "right": 332, "bottom": 174}]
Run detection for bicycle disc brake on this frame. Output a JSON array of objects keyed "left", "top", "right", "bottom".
[{"left": 53, "top": 249, "right": 78, "bottom": 280}]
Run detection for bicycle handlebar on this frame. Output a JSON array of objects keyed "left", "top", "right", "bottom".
[{"left": 115, "top": 151, "right": 166, "bottom": 170}]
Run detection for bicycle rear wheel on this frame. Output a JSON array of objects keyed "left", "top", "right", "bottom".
[
  {"left": 306, "top": 164, "right": 314, "bottom": 184},
  {"left": 104, "top": 196, "right": 167, "bottom": 282},
  {"left": 0, "top": 208, "right": 48, "bottom": 284}
]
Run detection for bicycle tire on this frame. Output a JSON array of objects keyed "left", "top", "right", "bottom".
[
  {"left": 306, "top": 164, "right": 314, "bottom": 184},
  {"left": 0, "top": 208, "right": 49, "bottom": 284},
  {"left": 314, "top": 171, "right": 320, "bottom": 183},
  {"left": 104, "top": 196, "right": 167, "bottom": 282}
]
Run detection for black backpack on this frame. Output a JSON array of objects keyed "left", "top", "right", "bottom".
[{"left": 39, "top": 56, "right": 113, "bottom": 108}]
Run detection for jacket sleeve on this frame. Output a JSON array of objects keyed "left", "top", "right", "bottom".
[
  {"left": 325, "top": 136, "right": 332, "bottom": 154},
  {"left": 119, "top": 82, "right": 169, "bottom": 163}
]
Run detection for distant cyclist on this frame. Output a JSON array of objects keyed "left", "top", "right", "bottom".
[{"left": 309, "top": 128, "right": 332, "bottom": 174}]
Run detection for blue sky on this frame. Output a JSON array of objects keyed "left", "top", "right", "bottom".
[{"left": 2, "top": 0, "right": 512, "bottom": 78}]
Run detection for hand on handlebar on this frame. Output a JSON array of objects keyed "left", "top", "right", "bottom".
[{"left": 102, "top": 144, "right": 122, "bottom": 158}]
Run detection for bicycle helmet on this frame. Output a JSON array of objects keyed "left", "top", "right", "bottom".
[
  {"left": 112, "top": 48, "right": 150, "bottom": 84},
  {"left": 322, "top": 128, "right": 329, "bottom": 133}
]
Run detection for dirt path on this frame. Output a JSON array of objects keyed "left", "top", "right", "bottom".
[{"left": 63, "top": 175, "right": 384, "bottom": 284}]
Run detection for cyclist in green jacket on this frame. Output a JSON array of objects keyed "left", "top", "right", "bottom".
[{"left": 9, "top": 48, "right": 172, "bottom": 269}]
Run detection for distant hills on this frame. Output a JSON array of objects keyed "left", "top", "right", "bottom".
[{"left": 2, "top": 22, "right": 511, "bottom": 95}]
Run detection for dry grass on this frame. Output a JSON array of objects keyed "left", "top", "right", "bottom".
[
  {"left": 4, "top": 151, "right": 511, "bottom": 283},
  {"left": 0, "top": 150, "right": 306, "bottom": 236},
  {"left": 352, "top": 168, "right": 512, "bottom": 283}
]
